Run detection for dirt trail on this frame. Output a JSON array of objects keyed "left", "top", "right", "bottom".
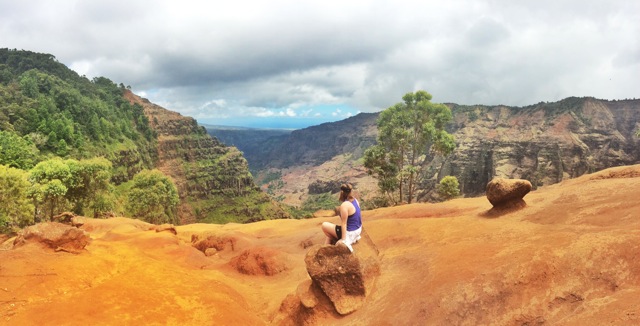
[{"left": 1, "top": 165, "right": 639, "bottom": 325}]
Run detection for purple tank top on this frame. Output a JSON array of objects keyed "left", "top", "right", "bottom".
[{"left": 346, "top": 199, "right": 362, "bottom": 231}]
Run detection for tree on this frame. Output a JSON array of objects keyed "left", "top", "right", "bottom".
[
  {"left": 65, "top": 157, "right": 113, "bottom": 217},
  {"left": 364, "top": 90, "right": 456, "bottom": 204},
  {"left": 126, "top": 169, "right": 179, "bottom": 224},
  {"left": 437, "top": 176, "right": 461, "bottom": 201},
  {"left": 26, "top": 157, "right": 115, "bottom": 221},
  {"left": 0, "top": 165, "right": 34, "bottom": 233},
  {"left": 28, "top": 158, "right": 72, "bottom": 220}
]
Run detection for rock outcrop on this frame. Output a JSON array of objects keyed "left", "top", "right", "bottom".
[
  {"left": 152, "top": 223, "right": 177, "bottom": 234},
  {"left": 278, "top": 229, "right": 380, "bottom": 323},
  {"left": 13, "top": 222, "right": 90, "bottom": 253}
]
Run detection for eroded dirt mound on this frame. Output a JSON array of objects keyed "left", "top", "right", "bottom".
[
  {"left": 191, "top": 234, "right": 237, "bottom": 253},
  {"left": 229, "top": 246, "right": 289, "bottom": 276},
  {"left": 589, "top": 165, "right": 640, "bottom": 180},
  {"left": 13, "top": 222, "right": 90, "bottom": 253}
]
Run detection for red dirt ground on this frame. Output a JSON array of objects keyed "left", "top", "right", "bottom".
[{"left": 1, "top": 165, "right": 639, "bottom": 325}]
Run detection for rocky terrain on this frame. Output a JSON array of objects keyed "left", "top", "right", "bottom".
[
  {"left": 213, "top": 97, "right": 640, "bottom": 206},
  {"left": 2, "top": 164, "right": 638, "bottom": 325}
]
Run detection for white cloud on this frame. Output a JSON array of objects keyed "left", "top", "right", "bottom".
[{"left": 1, "top": 0, "right": 638, "bottom": 127}]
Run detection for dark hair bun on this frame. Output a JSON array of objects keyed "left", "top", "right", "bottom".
[{"left": 340, "top": 184, "right": 352, "bottom": 193}]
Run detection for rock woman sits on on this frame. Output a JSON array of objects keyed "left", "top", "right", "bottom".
[{"left": 321, "top": 184, "right": 362, "bottom": 252}]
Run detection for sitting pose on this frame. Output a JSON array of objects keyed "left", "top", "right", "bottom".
[{"left": 321, "top": 184, "right": 362, "bottom": 252}]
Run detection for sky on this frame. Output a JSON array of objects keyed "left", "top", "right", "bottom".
[{"left": 1, "top": 0, "right": 639, "bottom": 129}]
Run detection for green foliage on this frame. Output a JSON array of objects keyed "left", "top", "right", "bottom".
[
  {"left": 65, "top": 157, "right": 113, "bottom": 217},
  {"left": 266, "top": 179, "right": 285, "bottom": 201},
  {"left": 437, "top": 176, "right": 461, "bottom": 201},
  {"left": 364, "top": 90, "right": 456, "bottom": 205},
  {"left": 0, "top": 48, "right": 157, "bottom": 179},
  {"left": 26, "top": 157, "right": 115, "bottom": 221},
  {"left": 0, "top": 130, "right": 39, "bottom": 169},
  {"left": 278, "top": 193, "right": 342, "bottom": 220},
  {"left": 259, "top": 170, "right": 283, "bottom": 185},
  {"left": 28, "top": 158, "right": 72, "bottom": 220},
  {"left": 126, "top": 169, "right": 179, "bottom": 225},
  {"left": 467, "top": 110, "right": 479, "bottom": 121},
  {"left": 301, "top": 193, "right": 339, "bottom": 213},
  {"left": 0, "top": 165, "right": 34, "bottom": 233}
]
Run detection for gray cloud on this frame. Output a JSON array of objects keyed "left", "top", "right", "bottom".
[{"left": 1, "top": 0, "right": 638, "bottom": 127}]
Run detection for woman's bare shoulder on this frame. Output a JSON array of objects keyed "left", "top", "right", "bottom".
[
  {"left": 341, "top": 200, "right": 356, "bottom": 213},
  {"left": 340, "top": 200, "right": 354, "bottom": 207}
]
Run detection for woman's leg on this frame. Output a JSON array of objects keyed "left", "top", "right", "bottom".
[{"left": 321, "top": 222, "right": 338, "bottom": 244}]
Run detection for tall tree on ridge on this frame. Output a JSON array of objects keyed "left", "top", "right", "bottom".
[{"left": 364, "top": 90, "right": 456, "bottom": 205}]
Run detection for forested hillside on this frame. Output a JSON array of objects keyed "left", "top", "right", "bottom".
[
  {"left": 0, "top": 49, "right": 287, "bottom": 232},
  {"left": 0, "top": 49, "right": 157, "bottom": 176}
]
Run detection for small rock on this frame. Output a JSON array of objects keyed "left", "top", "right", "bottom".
[
  {"left": 154, "top": 223, "right": 177, "bottom": 235},
  {"left": 52, "top": 212, "right": 75, "bottom": 224},
  {"left": 297, "top": 279, "right": 319, "bottom": 309}
]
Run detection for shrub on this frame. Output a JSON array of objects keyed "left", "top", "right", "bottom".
[
  {"left": 126, "top": 169, "right": 179, "bottom": 224},
  {"left": 437, "top": 176, "right": 460, "bottom": 201}
]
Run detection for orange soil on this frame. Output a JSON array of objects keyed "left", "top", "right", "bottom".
[{"left": 1, "top": 165, "right": 639, "bottom": 325}]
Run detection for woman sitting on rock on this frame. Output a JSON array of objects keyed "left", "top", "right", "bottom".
[{"left": 321, "top": 184, "right": 362, "bottom": 252}]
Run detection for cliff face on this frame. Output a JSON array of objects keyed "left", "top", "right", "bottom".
[
  {"left": 225, "top": 97, "right": 639, "bottom": 204},
  {"left": 124, "top": 91, "right": 288, "bottom": 224},
  {"left": 439, "top": 97, "right": 640, "bottom": 198}
]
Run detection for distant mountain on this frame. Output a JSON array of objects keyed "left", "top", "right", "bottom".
[
  {"left": 204, "top": 113, "right": 379, "bottom": 207},
  {"left": 206, "top": 113, "right": 378, "bottom": 171},
  {"left": 208, "top": 97, "right": 640, "bottom": 207}
]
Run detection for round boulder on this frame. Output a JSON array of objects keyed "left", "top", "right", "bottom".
[{"left": 486, "top": 178, "right": 532, "bottom": 207}]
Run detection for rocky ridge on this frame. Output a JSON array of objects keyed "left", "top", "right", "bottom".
[
  {"left": 221, "top": 97, "right": 640, "bottom": 205},
  {"left": 438, "top": 97, "right": 640, "bottom": 198},
  {"left": 124, "top": 91, "right": 288, "bottom": 224}
]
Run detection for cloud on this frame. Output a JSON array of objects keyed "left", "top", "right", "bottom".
[{"left": 1, "top": 0, "right": 638, "bottom": 128}]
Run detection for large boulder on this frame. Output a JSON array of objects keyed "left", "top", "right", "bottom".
[
  {"left": 13, "top": 222, "right": 91, "bottom": 253},
  {"left": 303, "top": 229, "right": 380, "bottom": 315},
  {"left": 486, "top": 178, "right": 532, "bottom": 207}
]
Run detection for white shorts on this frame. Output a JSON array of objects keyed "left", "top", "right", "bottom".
[{"left": 344, "top": 227, "right": 362, "bottom": 246}]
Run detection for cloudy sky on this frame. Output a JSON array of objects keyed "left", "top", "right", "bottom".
[{"left": 2, "top": 0, "right": 638, "bottom": 129}]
